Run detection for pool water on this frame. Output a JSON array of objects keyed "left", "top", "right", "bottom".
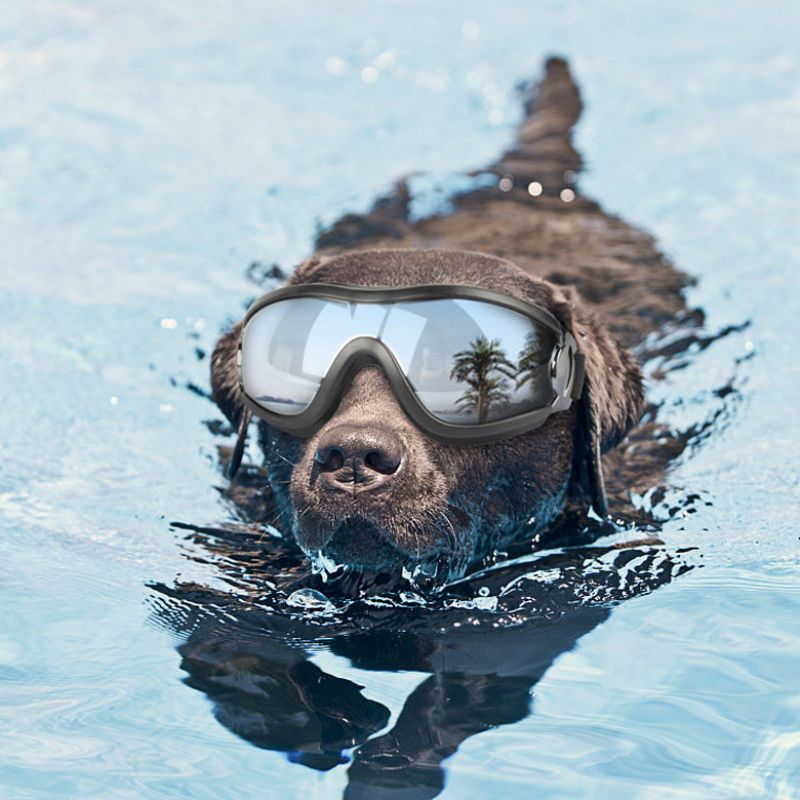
[{"left": 1, "top": 2, "right": 799, "bottom": 798}]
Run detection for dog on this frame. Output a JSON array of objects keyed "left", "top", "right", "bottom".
[
  {"left": 209, "top": 58, "right": 694, "bottom": 583},
  {"left": 212, "top": 248, "right": 643, "bottom": 580},
  {"left": 158, "top": 57, "right": 732, "bottom": 797}
]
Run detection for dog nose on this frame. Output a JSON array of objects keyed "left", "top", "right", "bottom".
[{"left": 315, "top": 424, "right": 403, "bottom": 491}]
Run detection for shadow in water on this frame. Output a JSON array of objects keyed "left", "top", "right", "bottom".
[{"left": 150, "top": 525, "right": 694, "bottom": 799}]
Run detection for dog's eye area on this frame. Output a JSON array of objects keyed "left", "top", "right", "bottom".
[{"left": 242, "top": 296, "right": 558, "bottom": 424}]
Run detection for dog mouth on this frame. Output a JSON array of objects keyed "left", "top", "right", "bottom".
[
  {"left": 293, "top": 505, "right": 473, "bottom": 577},
  {"left": 318, "top": 516, "right": 407, "bottom": 570}
]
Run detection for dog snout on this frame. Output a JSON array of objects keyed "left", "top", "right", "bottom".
[{"left": 315, "top": 424, "right": 403, "bottom": 492}]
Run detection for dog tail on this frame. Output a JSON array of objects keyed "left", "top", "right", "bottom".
[{"left": 493, "top": 56, "right": 583, "bottom": 192}]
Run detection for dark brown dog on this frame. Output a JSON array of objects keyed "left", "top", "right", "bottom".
[
  {"left": 210, "top": 58, "right": 690, "bottom": 582},
  {"left": 166, "top": 58, "right": 725, "bottom": 795}
]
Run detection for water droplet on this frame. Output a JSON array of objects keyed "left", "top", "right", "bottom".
[
  {"left": 286, "top": 588, "right": 334, "bottom": 613},
  {"left": 560, "top": 188, "right": 576, "bottom": 203},
  {"left": 527, "top": 181, "right": 543, "bottom": 197},
  {"left": 498, "top": 176, "right": 513, "bottom": 192},
  {"left": 160, "top": 318, "right": 178, "bottom": 330}
]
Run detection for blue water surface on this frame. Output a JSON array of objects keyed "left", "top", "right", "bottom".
[{"left": 1, "top": 1, "right": 799, "bottom": 798}]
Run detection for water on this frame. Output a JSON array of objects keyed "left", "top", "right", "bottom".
[{"left": 1, "top": 1, "right": 799, "bottom": 798}]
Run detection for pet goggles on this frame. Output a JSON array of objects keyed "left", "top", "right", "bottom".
[{"left": 235, "top": 283, "right": 584, "bottom": 450}]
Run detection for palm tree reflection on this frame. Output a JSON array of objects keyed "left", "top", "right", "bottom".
[
  {"left": 449, "top": 336, "right": 516, "bottom": 422},
  {"left": 515, "top": 330, "right": 550, "bottom": 391}
]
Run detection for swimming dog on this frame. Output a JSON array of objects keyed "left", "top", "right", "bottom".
[{"left": 210, "top": 58, "right": 690, "bottom": 582}]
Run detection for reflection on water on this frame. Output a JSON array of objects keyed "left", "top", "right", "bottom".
[{"left": 151, "top": 522, "right": 694, "bottom": 798}]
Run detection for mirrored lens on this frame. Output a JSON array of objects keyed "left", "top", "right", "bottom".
[
  {"left": 242, "top": 297, "right": 404, "bottom": 415},
  {"left": 387, "top": 299, "right": 557, "bottom": 424},
  {"left": 241, "top": 296, "right": 557, "bottom": 423},
  {"left": 241, "top": 297, "right": 337, "bottom": 415}
]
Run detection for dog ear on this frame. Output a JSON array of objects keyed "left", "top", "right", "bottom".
[
  {"left": 210, "top": 321, "right": 244, "bottom": 428},
  {"left": 552, "top": 289, "right": 644, "bottom": 517},
  {"left": 211, "top": 321, "right": 257, "bottom": 479}
]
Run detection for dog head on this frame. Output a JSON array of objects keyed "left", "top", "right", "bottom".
[{"left": 211, "top": 250, "right": 642, "bottom": 581}]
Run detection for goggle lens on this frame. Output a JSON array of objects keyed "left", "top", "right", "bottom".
[{"left": 241, "top": 296, "right": 558, "bottom": 425}]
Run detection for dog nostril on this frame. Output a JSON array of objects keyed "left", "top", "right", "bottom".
[
  {"left": 314, "top": 424, "right": 403, "bottom": 483},
  {"left": 315, "top": 445, "right": 345, "bottom": 472},
  {"left": 364, "top": 449, "right": 401, "bottom": 475}
]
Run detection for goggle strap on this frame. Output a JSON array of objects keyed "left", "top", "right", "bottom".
[
  {"left": 570, "top": 352, "right": 586, "bottom": 400},
  {"left": 227, "top": 407, "right": 252, "bottom": 480}
]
